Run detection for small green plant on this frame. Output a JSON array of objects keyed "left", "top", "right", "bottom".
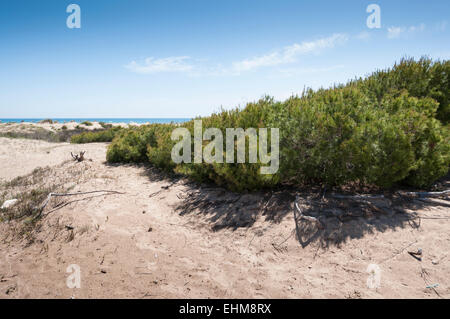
[
  {"left": 71, "top": 127, "right": 123, "bottom": 143},
  {"left": 39, "top": 119, "right": 53, "bottom": 124},
  {"left": 99, "top": 122, "right": 113, "bottom": 129},
  {"left": 81, "top": 121, "right": 93, "bottom": 126}
]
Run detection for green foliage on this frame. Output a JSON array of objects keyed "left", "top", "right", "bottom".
[
  {"left": 39, "top": 119, "right": 54, "bottom": 124},
  {"left": 356, "top": 57, "right": 450, "bottom": 123},
  {"left": 186, "top": 97, "right": 280, "bottom": 191},
  {"left": 107, "top": 125, "right": 174, "bottom": 163},
  {"left": 70, "top": 127, "right": 122, "bottom": 143},
  {"left": 81, "top": 121, "right": 93, "bottom": 126},
  {"left": 99, "top": 122, "right": 113, "bottom": 129},
  {"left": 106, "top": 58, "right": 450, "bottom": 191}
]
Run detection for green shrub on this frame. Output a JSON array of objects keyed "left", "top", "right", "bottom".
[
  {"left": 81, "top": 121, "right": 93, "bottom": 126},
  {"left": 356, "top": 57, "right": 450, "bottom": 123},
  {"left": 71, "top": 127, "right": 122, "bottom": 143},
  {"left": 105, "top": 58, "right": 450, "bottom": 191},
  {"left": 39, "top": 119, "right": 53, "bottom": 124},
  {"left": 99, "top": 122, "right": 113, "bottom": 129},
  {"left": 106, "top": 124, "right": 175, "bottom": 167}
]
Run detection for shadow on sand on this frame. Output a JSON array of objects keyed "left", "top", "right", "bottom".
[
  {"left": 174, "top": 183, "right": 449, "bottom": 248},
  {"left": 115, "top": 163, "right": 449, "bottom": 249}
]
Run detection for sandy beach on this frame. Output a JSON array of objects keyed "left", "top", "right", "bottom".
[{"left": 0, "top": 129, "right": 449, "bottom": 299}]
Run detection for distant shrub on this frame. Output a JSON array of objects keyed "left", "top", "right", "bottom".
[
  {"left": 39, "top": 119, "right": 53, "bottom": 124},
  {"left": 99, "top": 122, "right": 113, "bottom": 129},
  {"left": 81, "top": 121, "right": 93, "bottom": 126},
  {"left": 0, "top": 125, "right": 99, "bottom": 143},
  {"left": 70, "top": 127, "right": 123, "bottom": 144},
  {"left": 0, "top": 128, "right": 62, "bottom": 142}
]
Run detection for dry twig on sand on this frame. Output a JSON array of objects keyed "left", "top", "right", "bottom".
[
  {"left": 34, "top": 190, "right": 125, "bottom": 220},
  {"left": 331, "top": 194, "right": 385, "bottom": 200},
  {"left": 294, "top": 195, "right": 323, "bottom": 229},
  {"left": 71, "top": 151, "right": 86, "bottom": 162},
  {"left": 399, "top": 190, "right": 450, "bottom": 198},
  {"left": 415, "top": 197, "right": 450, "bottom": 207}
]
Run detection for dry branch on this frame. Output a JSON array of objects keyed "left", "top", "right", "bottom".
[
  {"left": 331, "top": 194, "right": 385, "bottom": 200},
  {"left": 34, "top": 190, "right": 125, "bottom": 220},
  {"left": 415, "top": 197, "right": 450, "bottom": 207},
  {"left": 71, "top": 151, "right": 86, "bottom": 162},
  {"left": 294, "top": 196, "right": 323, "bottom": 229},
  {"left": 400, "top": 190, "right": 450, "bottom": 198}
]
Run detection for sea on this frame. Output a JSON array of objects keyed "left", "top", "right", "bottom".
[{"left": 0, "top": 118, "right": 190, "bottom": 124}]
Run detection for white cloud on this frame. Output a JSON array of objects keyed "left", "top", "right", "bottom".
[
  {"left": 125, "top": 34, "right": 349, "bottom": 76},
  {"left": 125, "top": 56, "right": 194, "bottom": 74},
  {"left": 409, "top": 23, "right": 426, "bottom": 32},
  {"left": 435, "top": 20, "right": 447, "bottom": 32},
  {"left": 355, "top": 31, "right": 371, "bottom": 41},
  {"left": 387, "top": 26, "right": 403, "bottom": 39},
  {"left": 231, "top": 33, "right": 349, "bottom": 73},
  {"left": 387, "top": 23, "right": 425, "bottom": 39}
]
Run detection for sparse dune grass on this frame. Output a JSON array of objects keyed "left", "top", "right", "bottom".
[
  {"left": 0, "top": 124, "right": 111, "bottom": 143},
  {"left": 0, "top": 162, "right": 94, "bottom": 242}
]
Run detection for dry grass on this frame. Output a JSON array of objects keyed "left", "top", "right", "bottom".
[
  {"left": 0, "top": 161, "right": 95, "bottom": 243},
  {"left": 0, "top": 125, "right": 107, "bottom": 143}
]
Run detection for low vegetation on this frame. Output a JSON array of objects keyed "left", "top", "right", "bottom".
[
  {"left": 0, "top": 122, "right": 123, "bottom": 143},
  {"left": 0, "top": 162, "right": 92, "bottom": 242},
  {"left": 0, "top": 128, "right": 71, "bottom": 143},
  {"left": 70, "top": 126, "right": 123, "bottom": 143},
  {"left": 0, "top": 167, "right": 64, "bottom": 241},
  {"left": 38, "top": 119, "right": 55, "bottom": 124},
  {"left": 99, "top": 122, "right": 113, "bottom": 129},
  {"left": 0, "top": 126, "right": 104, "bottom": 143}
]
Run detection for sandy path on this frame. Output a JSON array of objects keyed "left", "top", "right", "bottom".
[{"left": 0, "top": 138, "right": 449, "bottom": 298}]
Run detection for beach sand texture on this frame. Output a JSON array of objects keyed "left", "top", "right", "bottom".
[{"left": 0, "top": 133, "right": 449, "bottom": 299}]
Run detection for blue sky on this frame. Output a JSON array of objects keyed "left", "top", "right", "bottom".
[{"left": 0, "top": 0, "right": 449, "bottom": 118}]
